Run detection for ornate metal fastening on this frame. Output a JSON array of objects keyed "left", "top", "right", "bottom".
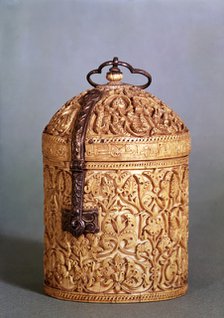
[
  {"left": 67, "top": 58, "right": 153, "bottom": 237},
  {"left": 68, "top": 89, "right": 102, "bottom": 237}
]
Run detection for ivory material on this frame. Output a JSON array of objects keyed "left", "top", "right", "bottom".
[{"left": 42, "top": 84, "right": 191, "bottom": 303}]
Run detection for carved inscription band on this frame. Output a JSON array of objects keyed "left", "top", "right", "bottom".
[
  {"left": 85, "top": 136, "right": 190, "bottom": 161},
  {"left": 42, "top": 133, "right": 191, "bottom": 163}
]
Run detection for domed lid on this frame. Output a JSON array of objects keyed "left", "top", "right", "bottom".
[{"left": 43, "top": 57, "right": 190, "bottom": 163}]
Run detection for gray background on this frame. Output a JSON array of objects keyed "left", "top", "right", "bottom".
[{"left": 0, "top": 0, "right": 224, "bottom": 317}]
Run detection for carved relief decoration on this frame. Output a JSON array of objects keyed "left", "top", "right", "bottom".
[
  {"left": 85, "top": 134, "right": 190, "bottom": 161},
  {"left": 44, "top": 94, "right": 83, "bottom": 141},
  {"left": 44, "top": 86, "right": 189, "bottom": 144},
  {"left": 43, "top": 161, "right": 189, "bottom": 301},
  {"left": 87, "top": 86, "right": 188, "bottom": 139},
  {"left": 42, "top": 82, "right": 190, "bottom": 302},
  {"left": 42, "top": 85, "right": 190, "bottom": 164}
]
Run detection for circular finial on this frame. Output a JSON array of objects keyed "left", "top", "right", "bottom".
[
  {"left": 106, "top": 56, "right": 123, "bottom": 83},
  {"left": 106, "top": 72, "right": 123, "bottom": 82}
]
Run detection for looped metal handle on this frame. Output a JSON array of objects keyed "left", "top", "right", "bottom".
[{"left": 86, "top": 57, "right": 152, "bottom": 89}]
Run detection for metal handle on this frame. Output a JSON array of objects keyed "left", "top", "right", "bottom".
[{"left": 86, "top": 57, "right": 152, "bottom": 89}]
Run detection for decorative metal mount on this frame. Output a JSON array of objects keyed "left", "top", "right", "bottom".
[
  {"left": 86, "top": 57, "right": 152, "bottom": 89},
  {"left": 63, "top": 58, "right": 152, "bottom": 237},
  {"left": 63, "top": 89, "right": 103, "bottom": 237}
]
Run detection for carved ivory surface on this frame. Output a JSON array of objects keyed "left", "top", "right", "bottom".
[{"left": 42, "top": 85, "right": 191, "bottom": 302}]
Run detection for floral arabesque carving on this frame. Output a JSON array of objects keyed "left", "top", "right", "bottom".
[
  {"left": 44, "top": 163, "right": 189, "bottom": 295},
  {"left": 87, "top": 86, "right": 188, "bottom": 138}
]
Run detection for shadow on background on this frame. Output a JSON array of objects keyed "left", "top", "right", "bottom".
[
  {"left": 0, "top": 235, "right": 43, "bottom": 294},
  {"left": 188, "top": 197, "right": 224, "bottom": 292}
]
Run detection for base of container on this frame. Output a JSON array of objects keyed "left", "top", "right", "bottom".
[{"left": 44, "top": 284, "right": 188, "bottom": 303}]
